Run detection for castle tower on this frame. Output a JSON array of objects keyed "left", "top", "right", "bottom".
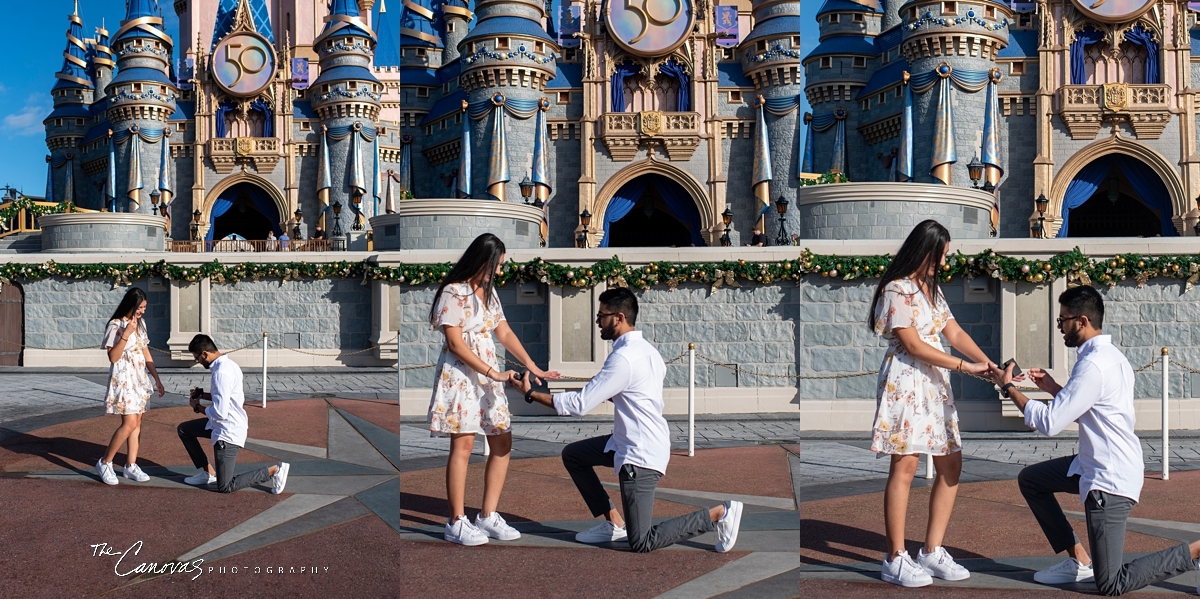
[
  {"left": 438, "top": 0, "right": 473, "bottom": 64},
  {"left": 310, "top": 0, "right": 383, "bottom": 236},
  {"left": 457, "top": 0, "right": 558, "bottom": 201},
  {"left": 90, "top": 22, "right": 116, "bottom": 101},
  {"left": 105, "top": 0, "right": 178, "bottom": 214},
  {"left": 882, "top": 0, "right": 903, "bottom": 31},
  {"left": 400, "top": 0, "right": 444, "bottom": 70},
  {"left": 741, "top": 0, "right": 802, "bottom": 236},
  {"left": 44, "top": 1, "right": 94, "bottom": 208},
  {"left": 901, "top": 0, "right": 1010, "bottom": 187}
]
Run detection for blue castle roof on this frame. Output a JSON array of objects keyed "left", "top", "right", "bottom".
[
  {"left": 547, "top": 63, "right": 582, "bottom": 89},
  {"left": 376, "top": 1, "right": 401, "bottom": 66},
  {"left": 124, "top": 0, "right": 161, "bottom": 19},
  {"left": 401, "top": 0, "right": 442, "bottom": 47},
  {"left": 311, "top": 64, "right": 382, "bottom": 87},
  {"left": 817, "top": 0, "right": 882, "bottom": 17},
  {"left": 718, "top": 62, "right": 752, "bottom": 88},
  {"left": 462, "top": 17, "right": 557, "bottom": 45},
  {"left": 803, "top": 35, "right": 877, "bottom": 61},
  {"left": 399, "top": 67, "right": 439, "bottom": 86},
  {"left": 855, "top": 58, "right": 908, "bottom": 99},
  {"left": 998, "top": 29, "right": 1038, "bottom": 58},
  {"left": 110, "top": 66, "right": 175, "bottom": 86},
  {"left": 211, "top": 0, "right": 274, "bottom": 48},
  {"left": 53, "top": 10, "right": 92, "bottom": 91},
  {"left": 420, "top": 88, "right": 467, "bottom": 125},
  {"left": 743, "top": 16, "right": 801, "bottom": 44}
]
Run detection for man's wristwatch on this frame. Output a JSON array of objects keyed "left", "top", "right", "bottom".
[
  {"left": 524, "top": 388, "right": 536, "bottom": 404},
  {"left": 1000, "top": 382, "right": 1016, "bottom": 398}
]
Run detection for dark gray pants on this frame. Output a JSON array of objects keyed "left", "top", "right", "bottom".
[
  {"left": 562, "top": 435, "right": 714, "bottom": 553},
  {"left": 177, "top": 418, "right": 272, "bottom": 494},
  {"left": 1018, "top": 455, "right": 1197, "bottom": 595}
]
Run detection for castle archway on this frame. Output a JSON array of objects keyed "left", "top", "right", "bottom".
[
  {"left": 200, "top": 174, "right": 288, "bottom": 241},
  {"left": 593, "top": 161, "right": 712, "bottom": 247},
  {"left": 1049, "top": 136, "right": 1184, "bottom": 237}
]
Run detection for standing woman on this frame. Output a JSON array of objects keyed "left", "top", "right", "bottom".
[
  {"left": 96, "top": 287, "right": 165, "bottom": 485},
  {"left": 428, "top": 233, "right": 560, "bottom": 546},
  {"left": 867, "top": 220, "right": 995, "bottom": 587}
]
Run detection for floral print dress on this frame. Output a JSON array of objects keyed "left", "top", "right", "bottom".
[
  {"left": 101, "top": 319, "right": 152, "bottom": 415},
  {"left": 870, "top": 278, "right": 961, "bottom": 456},
  {"left": 427, "top": 282, "right": 510, "bottom": 437}
]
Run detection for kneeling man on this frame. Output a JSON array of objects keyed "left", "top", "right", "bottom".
[
  {"left": 177, "top": 334, "right": 290, "bottom": 494},
  {"left": 991, "top": 285, "right": 1199, "bottom": 595},
  {"left": 514, "top": 287, "right": 743, "bottom": 553}
]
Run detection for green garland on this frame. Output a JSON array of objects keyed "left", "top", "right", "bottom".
[
  {"left": 797, "top": 172, "right": 849, "bottom": 187},
  {"left": 0, "top": 198, "right": 75, "bottom": 223},
  {"left": 1, "top": 248, "right": 1198, "bottom": 291}
]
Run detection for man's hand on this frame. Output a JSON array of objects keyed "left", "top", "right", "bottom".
[
  {"left": 1027, "top": 368, "right": 1062, "bottom": 395},
  {"left": 509, "top": 371, "right": 533, "bottom": 395}
]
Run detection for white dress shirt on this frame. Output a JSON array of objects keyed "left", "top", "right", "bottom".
[
  {"left": 205, "top": 355, "right": 249, "bottom": 448},
  {"left": 552, "top": 330, "right": 671, "bottom": 476},
  {"left": 1023, "top": 335, "right": 1143, "bottom": 503}
]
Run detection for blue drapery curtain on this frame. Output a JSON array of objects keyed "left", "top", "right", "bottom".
[
  {"left": 214, "top": 101, "right": 236, "bottom": 138},
  {"left": 1058, "top": 156, "right": 1177, "bottom": 237},
  {"left": 1123, "top": 25, "right": 1159, "bottom": 84},
  {"left": 658, "top": 59, "right": 690, "bottom": 112},
  {"left": 610, "top": 62, "right": 642, "bottom": 112},
  {"left": 600, "top": 176, "right": 706, "bottom": 247},
  {"left": 205, "top": 197, "right": 234, "bottom": 241},
  {"left": 1071, "top": 28, "right": 1105, "bottom": 85},
  {"left": 600, "top": 178, "right": 648, "bottom": 247},
  {"left": 249, "top": 99, "right": 275, "bottom": 137},
  {"left": 1116, "top": 157, "right": 1177, "bottom": 236}
]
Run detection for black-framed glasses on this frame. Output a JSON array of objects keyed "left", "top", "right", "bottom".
[
  {"left": 1056, "top": 315, "right": 1083, "bottom": 328},
  {"left": 596, "top": 311, "right": 621, "bottom": 321}
]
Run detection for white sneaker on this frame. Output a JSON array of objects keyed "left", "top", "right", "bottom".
[
  {"left": 917, "top": 546, "right": 970, "bottom": 581},
  {"left": 714, "top": 500, "right": 744, "bottom": 553},
  {"left": 1033, "top": 557, "right": 1095, "bottom": 584},
  {"left": 122, "top": 463, "right": 150, "bottom": 482},
  {"left": 444, "top": 515, "right": 488, "bottom": 546},
  {"left": 474, "top": 512, "right": 520, "bottom": 541},
  {"left": 271, "top": 463, "right": 290, "bottom": 495},
  {"left": 881, "top": 551, "right": 934, "bottom": 588},
  {"left": 95, "top": 459, "right": 118, "bottom": 485},
  {"left": 184, "top": 469, "right": 216, "bottom": 485},
  {"left": 575, "top": 520, "right": 628, "bottom": 544}
]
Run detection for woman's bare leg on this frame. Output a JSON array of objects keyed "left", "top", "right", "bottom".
[
  {"left": 924, "top": 452, "right": 962, "bottom": 553},
  {"left": 884, "top": 454, "right": 920, "bottom": 559},
  {"left": 102, "top": 414, "right": 139, "bottom": 464},
  {"left": 446, "top": 433, "right": 476, "bottom": 520},
  {"left": 481, "top": 432, "right": 512, "bottom": 516}
]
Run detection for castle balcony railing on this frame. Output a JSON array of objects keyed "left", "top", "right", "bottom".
[
  {"left": 1058, "top": 83, "right": 1171, "bottom": 140},
  {"left": 169, "top": 239, "right": 333, "bottom": 253},
  {"left": 0, "top": 200, "right": 96, "bottom": 239},
  {"left": 208, "top": 137, "right": 281, "bottom": 174},
  {"left": 599, "top": 111, "right": 702, "bottom": 162}
]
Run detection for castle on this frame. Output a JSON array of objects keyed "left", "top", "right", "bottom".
[
  {"left": 805, "top": 0, "right": 1200, "bottom": 239},
  {"left": 39, "top": 0, "right": 801, "bottom": 248}
]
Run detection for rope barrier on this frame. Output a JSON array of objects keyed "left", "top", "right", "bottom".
[{"left": 266, "top": 335, "right": 400, "bottom": 358}]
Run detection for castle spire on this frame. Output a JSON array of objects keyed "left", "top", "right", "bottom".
[
  {"left": 400, "top": 0, "right": 441, "bottom": 47},
  {"left": 53, "top": 4, "right": 92, "bottom": 91},
  {"left": 376, "top": 0, "right": 401, "bottom": 66}
]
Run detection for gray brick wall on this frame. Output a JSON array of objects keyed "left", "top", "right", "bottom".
[
  {"left": 373, "top": 213, "right": 541, "bottom": 250},
  {"left": 798, "top": 199, "right": 991, "bottom": 239},
  {"left": 209, "top": 278, "right": 371, "bottom": 351},
  {"left": 42, "top": 221, "right": 165, "bottom": 251},
  {"left": 22, "top": 279, "right": 170, "bottom": 351}
]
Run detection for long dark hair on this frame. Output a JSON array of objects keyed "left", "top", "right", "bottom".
[
  {"left": 110, "top": 287, "right": 148, "bottom": 322},
  {"left": 868, "top": 220, "right": 951, "bottom": 331},
  {"left": 428, "top": 233, "right": 507, "bottom": 323}
]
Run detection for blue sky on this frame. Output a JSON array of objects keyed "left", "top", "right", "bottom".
[{"left": 0, "top": 2, "right": 814, "bottom": 196}]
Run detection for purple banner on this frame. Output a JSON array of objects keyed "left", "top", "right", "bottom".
[
  {"left": 292, "top": 58, "right": 310, "bottom": 90},
  {"left": 559, "top": 4, "right": 581, "bottom": 48},
  {"left": 1190, "top": 1, "right": 1200, "bottom": 11},
  {"left": 715, "top": 6, "right": 739, "bottom": 48}
]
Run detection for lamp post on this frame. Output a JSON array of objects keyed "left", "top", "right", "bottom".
[
  {"left": 190, "top": 209, "right": 201, "bottom": 243},
  {"left": 150, "top": 190, "right": 161, "bottom": 216},
  {"left": 967, "top": 156, "right": 984, "bottom": 189},
  {"left": 332, "top": 201, "right": 344, "bottom": 249},
  {"left": 351, "top": 191, "right": 363, "bottom": 231},
  {"left": 519, "top": 175, "right": 534, "bottom": 204},
  {"left": 720, "top": 206, "right": 733, "bottom": 247},
  {"left": 1034, "top": 193, "right": 1049, "bottom": 238},
  {"left": 774, "top": 196, "right": 789, "bottom": 246},
  {"left": 578, "top": 209, "right": 592, "bottom": 248},
  {"left": 293, "top": 209, "right": 303, "bottom": 240}
]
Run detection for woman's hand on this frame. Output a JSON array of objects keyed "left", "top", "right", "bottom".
[
  {"left": 488, "top": 368, "right": 518, "bottom": 384},
  {"left": 155, "top": 378, "right": 165, "bottom": 398},
  {"left": 528, "top": 368, "right": 561, "bottom": 385}
]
